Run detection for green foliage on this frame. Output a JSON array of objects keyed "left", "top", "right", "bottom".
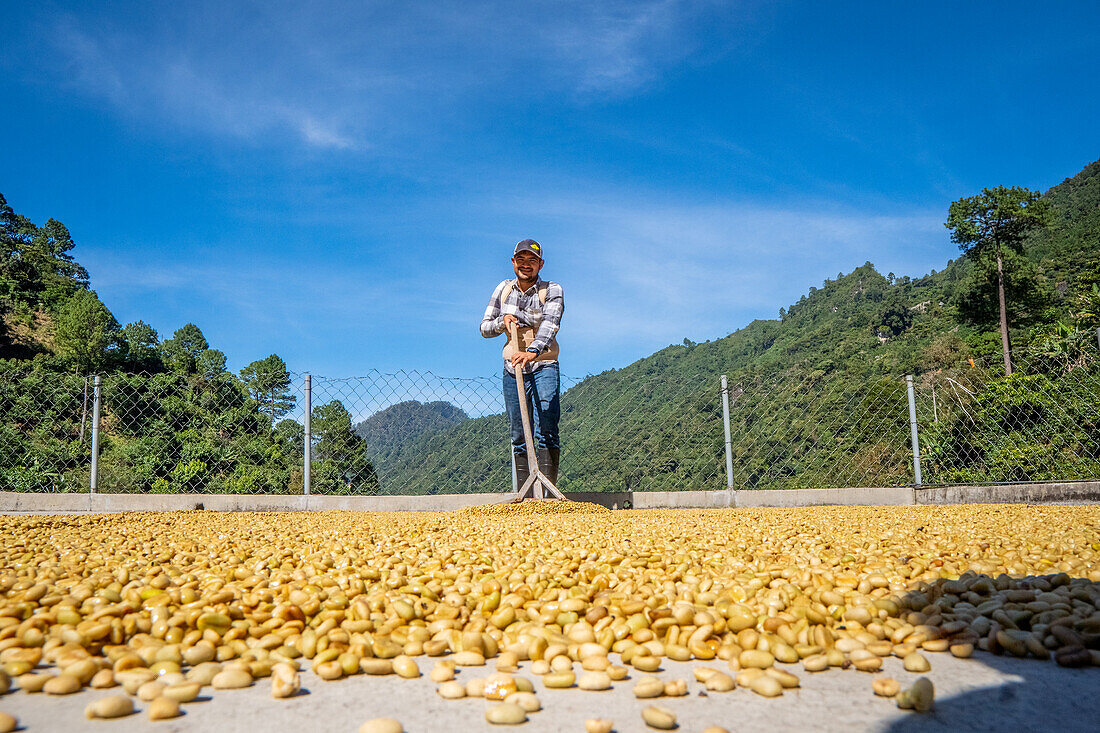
[
  {"left": 239, "top": 354, "right": 295, "bottom": 423},
  {"left": 923, "top": 370, "right": 1100, "bottom": 483},
  {"left": 53, "top": 290, "right": 120, "bottom": 373},
  {"left": 956, "top": 248, "right": 1053, "bottom": 328},
  {"left": 1073, "top": 276, "right": 1100, "bottom": 332},
  {"left": 0, "top": 363, "right": 90, "bottom": 492},
  {"left": 92, "top": 370, "right": 304, "bottom": 494},
  {"left": 198, "top": 349, "right": 228, "bottom": 379},
  {"left": 0, "top": 193, "right": 89, "bottom": 313},
  {"left": 159, "top": 324, "right": 209, "bottom": 374},
  {"left": 946, "top": 185, "right": 1051, "bottom": 372},
  {"left": 119, "top": 321, "right": 162, "bottom": 371},
  {"left": 311, "top": 400, "right": 377, "bottom": 494},
  {"left": 946, "top": 186, "right": 1050, "bottom": 258}
]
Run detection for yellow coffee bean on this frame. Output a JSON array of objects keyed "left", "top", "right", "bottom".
[
  {"left": 633, "top": 676, "right": 664, "bottom": 698},
  {"left": 578, "top": 671, "right": 612, "bottom": 691},
  {"left": 764, "top": 668, "right": 800, "bottom": 688},
  {"left": 148, "top": 696, "right": 181, "bottom": 721},
  {"left": 430, "top": 663, "right": 454, "bottom": 682},
  {"left": 137, "top": 680, "right": 167, "bottom": 701},
  {"left": 641, "top": 705, "right": 677, "bottom": 730},
  {"left": 90, "top": 669, "right": 116, "bottom": 688},
  {"left": 163, "top": 681, "right": 202, "bottom": 703},
  {"left": 271, "top": 664, "right": 300, "bottom": 699},
  {"left": 504, "top": 691, "right": 541, "bottom": 712},
  {"left": 361, "top": 658, "right": 393, "bottom": 675},
  {"left": 485, "top": 702, "right": 527, "bottom": 725},
  {"left": 44, "top": 674, "right": 82, "bottom": 695},
  {"left": 705, "top": 672, "right": 736, "bottom": 692},
  {"left": 802, "top": 654, "right": 828, "bottom": 672},
  {"left": 872, "top": 677, "right": 900, "bottom": 697},
  {"left": 748, "top": 674, "right": 783, "bottom": 698},
  {"left": 453, "top": 650, "right": 485, "bottom": 666},
  {"left": 543, "top": 671, "right": 576, "bottom": 688},
  {"left": 902, "top": 653, "right": 931, "bottom": 673},
  {"left": 664, "top": 679, "right": 688, "bottom": 697},
  {"left": 359, "top": 719, "right": 403, "bottom": 733},
  {"left": 211, "top": 668, "right": 253, "bottom": 689},
  {"left": 484, "top": 673, "right": 519, "bottom": 700},
  {"left": 437, "top": 681, "right": 466, "bottom": 699},
  {"left": 392, "top": 656, "right": 420, "bottom": 679},
  {"left": 84, "top": 695, "right": 134, "bottom": 719}
]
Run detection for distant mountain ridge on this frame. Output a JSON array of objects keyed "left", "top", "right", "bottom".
[{"left": 354, "top": 400, "right": 468, "bottom": 466}]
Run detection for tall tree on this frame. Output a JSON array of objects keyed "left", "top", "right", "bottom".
[
  {"left": 160, "top": 323, "right": 209, "bottom": 374},
  {"left": 53, "top": 290, "right": 120, "bottom": 373},
  {"left": 240, "top": 354, "right": 295, "bottom": 422},
  {"left": 197, "top": 348, "right": 228, "bottom": 379},
  {"left": 946, "top": 186, "right": 1049, "bottom": 375},
  {"left": 311, "top": 400, "right": 376, "bottom": 493},
  {"left": 119, "top": 321, "right": 161, "bottom": 371},
  {"left": 0, "top": 193, "right": 89, "bottom": 311}
]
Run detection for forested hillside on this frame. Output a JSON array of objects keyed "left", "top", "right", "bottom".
[
  {"left": 0, "top": 194, "right": 375, "bottom": 493},
  {"left": 355, "top": 400, "right": 468, "bottom": 471},
  {"left": 2, "top": 158, "right": 1098, "bottom": 494}
]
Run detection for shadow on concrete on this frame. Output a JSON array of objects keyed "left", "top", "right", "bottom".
[{"left": 884, "top": 574, "right": 1100, "bottom": 733}]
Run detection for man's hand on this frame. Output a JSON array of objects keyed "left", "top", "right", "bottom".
[
  {"left": 511, "top": 350, "right": 537, "bottom": 369},
  {"left": 502, "top": 314, "right": 519, "bottom": 332}
]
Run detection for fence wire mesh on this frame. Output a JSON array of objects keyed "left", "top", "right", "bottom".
[{"left": 1, "top": 353, "right": 1098, "bottom": 494}]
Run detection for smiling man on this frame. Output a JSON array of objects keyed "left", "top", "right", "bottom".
[{"left": 481, "top": 239, "right": 566, "bottom": 490}]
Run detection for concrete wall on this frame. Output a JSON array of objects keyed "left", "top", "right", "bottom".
[
  {"left": 914, "top": 481, "right": 1100, "bottom": 506},
  {"left": 2, "top": 480, "right": 1097, "bottom": 514},
  {"left": 734, "top": 487, "right": 914, "bottom": 508}
]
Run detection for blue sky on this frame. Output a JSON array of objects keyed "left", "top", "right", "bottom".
[{"left": 2, "top": 1, "right": 1097, "bottom": 379}]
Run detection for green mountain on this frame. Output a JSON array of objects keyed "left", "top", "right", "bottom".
[
  {"left": 355, "top": 400, "right": 469, "bottom": 468},
  {"left": 0, "top": 192, "right": 375, "bottom": 494}
]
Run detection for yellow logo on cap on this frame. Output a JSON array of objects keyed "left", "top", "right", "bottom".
[{"left": 530, "top": 243, "right": 540, "bottom": 252}]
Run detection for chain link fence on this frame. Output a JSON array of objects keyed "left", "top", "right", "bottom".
[{"left": 1, "top": 354, "right": 1098, "bottom": 494}]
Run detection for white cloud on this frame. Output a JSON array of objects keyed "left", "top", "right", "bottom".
[
  {"left": 30, "top": 1, "right": 738, "bottom": 149},
  {"left": 484, "top": 193, "right": 949, "bottom": 360}
]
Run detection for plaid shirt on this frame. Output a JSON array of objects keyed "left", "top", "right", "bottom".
[{"left": 481, "top": 278, "right": 565, "bottom": 373}]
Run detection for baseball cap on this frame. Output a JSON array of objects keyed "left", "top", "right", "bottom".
[{"left": 513, "top": 239, "right": 544, "bottom": 259}]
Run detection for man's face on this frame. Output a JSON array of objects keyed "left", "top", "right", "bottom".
[{"left": 512, "top": 253, "right": 544, "bottom": 281}]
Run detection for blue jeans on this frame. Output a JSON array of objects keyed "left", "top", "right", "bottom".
[{"left": 503, "top": 363, "right": 560, "bottom": 457}]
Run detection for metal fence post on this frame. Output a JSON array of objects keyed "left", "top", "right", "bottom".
[
  {"left": 90, "top": 375, "right": 101, "bottom": 494},
  {"left": 906, "top": 375, "right": 922, "bottom": 486},
  {"left": 720, "top": 375, "right": 734, "bottom": 491},
  {"left": 303, "top": 374, "right": 311, "bottom": 496},
  {"left": 511, "top": 451, "right": 517, "bottom": 493}
]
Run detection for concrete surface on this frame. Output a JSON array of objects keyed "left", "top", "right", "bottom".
[
  {"left": 2, "top": 480, "right": 1097, "bottom": 514},
  {"left": 1, "top": 648, "right": 1096, "bottom": 732}
]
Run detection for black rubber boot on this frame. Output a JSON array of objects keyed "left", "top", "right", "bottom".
[
  {"left": 514, "top": 452, "right": 531, "bottom": 492},
  {"left": 537, "top": 448, "right": 560, "bottom": 485}
]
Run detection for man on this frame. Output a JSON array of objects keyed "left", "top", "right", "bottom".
[{"left": 481, "top": 239, "right": 565, "bottom": 489}]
